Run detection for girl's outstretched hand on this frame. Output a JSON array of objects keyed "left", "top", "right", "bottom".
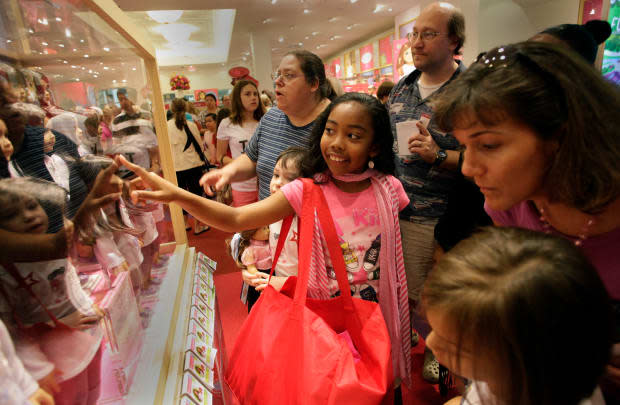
[{"left": 118, "top": 155, "right": 180, "bottom": 204}]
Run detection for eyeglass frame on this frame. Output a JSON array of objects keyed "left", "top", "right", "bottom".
[
  {"left": 271, "top": 71, "right": 300, "bottom": 83},
  {"left": 407, "top": 31, "right": 443, "bottom": 42}
]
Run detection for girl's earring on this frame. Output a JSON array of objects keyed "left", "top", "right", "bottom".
[{"left": 368, "top": 159, "right": 375, "bottom": 169}]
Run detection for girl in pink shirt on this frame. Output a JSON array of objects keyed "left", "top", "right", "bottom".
[{"left": 120, "top": 92, "right": 413, "bottom": 391}]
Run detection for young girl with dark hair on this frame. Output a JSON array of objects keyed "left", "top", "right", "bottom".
[{"left": 119, "top": 92, "right": 413, "bottom": 396}]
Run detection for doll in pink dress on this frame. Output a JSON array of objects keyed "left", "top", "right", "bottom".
[{"left": 228, "top": 226, "right": 271, "bottom": 312}]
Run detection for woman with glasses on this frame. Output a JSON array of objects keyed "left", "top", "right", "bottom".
[
  {"left": 200, "top": 50, "right": 335, "bottom": 201},
  {"left": 432, "top": 41, "right": 620, "bottom": 403}
]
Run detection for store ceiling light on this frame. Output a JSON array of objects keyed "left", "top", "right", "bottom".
[
  {"left": 103, "top": 66, "right": 109, "bottom": 70},
  {"left": 28, "top": 29, "right": 34, "bottom": 34},
  {"left": 278, "top": 36, "right": 284, "bottom": 43},
  {"left": 65, "top": 28, "right": 71, "bottom": 38},
  {"left": 311, "top": 31, "right": 319, "bottom": 36},
  {"left": 71, "top": 65, "right": 77, "bottom": 68},
  {"left": 122, "top": 79, "right": 127, "bottom": 83},
  {"left": 93, "top": 75, "right": 98, "bottom": 78},
  {"left": 37, "top": 18, "right": 48, "bottom": 25},
  {"left": 59, "top": 44, "right": 64, "bottom": 47},
  {"left": 80, "top": 39, "right": 84, "bottom": 43},
  {"left": 56, "top": 17, "right": 62, "bottom": 22},
  {"left": 328, "top": 17, "right": 338, "bottom": 22},
  {"left": 373, "top": 4, "right": 386, "bottom": 13},
  {"left": 272, "top": 0, "right": 277, "bottom": 4},
  {"left": 84, "top": 54, "right": 89, "bottom": 58},
  {"left": 303, "top": 9, "right": 310, "bottom": 14},
  {"left": 262, "top": 18, "right": 273, "bottom": 24},
  {"left": 147, "top": 10, "right": 183, "bottom": 24},
  {"left": 42, "top": 41, "right": 48, "bottom": 46},
  {"left": 152, "top": 23, "right": 198, "bottom": 44},
  {"left": 103, "top": 47, "right": 110, "bottom": 52},
  {"left": 132, "top": 67, "right": 137, "bottom": 71},
  {"left": 6, "top": 39, "right": 11, "bottom": 43},
  {"left": 350, "top": 0, "right": 358, "bottom": 3}
]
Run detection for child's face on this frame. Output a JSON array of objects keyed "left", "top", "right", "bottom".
[
  {"left": 204, "top": 116, "right": 216, "bottom": 133},
  {"left": 43, "top": 130, "right": 55, "bottom": 153},
  {"left": 252, "top": 226, "right": 269, "bottom": 241},
  {"left": 270, "top": 158, "right": 300, "bottom": 194},
  {"left": 425, "top": 308, "right": 494, "bottom": 383},
  {"left": 0, "top": 119, "right": 14, "bottom": 160},
  {"left": 320, "top": 102, "right": 378, "bottom": 176},
  {"left": 0, "top": 195, "right": 49, "bottom": 234}
]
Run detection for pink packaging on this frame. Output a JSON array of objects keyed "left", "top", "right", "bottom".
[
  {"left": 181, "top": 372, "right": 213, "bottom": 405},
  {"left": 188, "top": 319, "right": 213, "bottom": 346},
  {"left": 190, "top": 306, "right": 214, "bottom": 337},
  {"left": 99, "top": 272, "right": 143, "bottom": 357},
  {"left": 183, "top": 352, "right": 214, "bottom": 390},
  {"left": 185, "top": 334, "right": 216, "bottom": 367}
]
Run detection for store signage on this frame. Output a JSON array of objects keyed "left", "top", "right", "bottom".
[{"left": 359, "top": 44, "right": 374, "bottom": 71}]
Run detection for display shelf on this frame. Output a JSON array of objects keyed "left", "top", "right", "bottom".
[{"left": 0, "top": 0, "right": 186, "bottom": 244}]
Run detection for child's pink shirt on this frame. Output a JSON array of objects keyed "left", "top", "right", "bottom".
[{"left": 281, "top": 177, "right": 409, "bottom": 300}]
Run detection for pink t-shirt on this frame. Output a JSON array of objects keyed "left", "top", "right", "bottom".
[
  {"left": 485, "top": 201, "right": 620, "bottom": 301},
  {"left": 281, "top": 177, "right": 409, "bottom": 301}
]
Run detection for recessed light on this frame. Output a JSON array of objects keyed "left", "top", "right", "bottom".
[
  {"left": 262, "top": 18, "right": 273, "bottom": 24},
  {"left": 88, "top": 69, "right": 92, "bottom": 73},
  {"left": 84, "top": 54, "right": 89, "bottom": 58},
  {"left": 75, "top": 78, "right": 80, "bottom": 81},
  {"left": 37, "top": 18, "right": 48, "bottom": 25},
  {"left": 73, "top": 48, "right": 77, "bottom": 52},
  {"left": 328, "top": 17, "right": 338, "bottom": 22},
  {"left": 42, "top": 41, "right": 48, "bottom": 46},
  {"left": 80, "top": 39, "right": 84, "bottom": 43},
  {"left": 122, "top": 79, "right": 127, "bottom": 83},
  {"left": 298, "top": 42, "right": 303, "bottom": 47},
  {"left": 28, "top": 29, "right": 34, "bottom": 34},
  {"left": 65, "top": 28, "right": 71, "bottom": 38},
  {"left": 373, "top": 4, "right": 386, "bottom": 13},
  {"left": 290, "top": 25, "right": 295, "bottom": 30},
  {"left": 303, "top": 9, "right": 310, "bottom": 14},
  {"left": 81, "top": 67, "right": 86, "bottom": 70},
  {"left": 311, "top": 31, "right": 319, "bottom": 36},
  {"left": 132, "top": 67, "right": 137, "bottom": 71},
  {"left": 305, "top": 36, "right": 310, "bottom": 40},
  {"left": 113, "top": 80, "right": 117, "bottom": 83},
  {"left": 93, "top": 75, "right": 98, "bottom": 78},
  {"left": 272, "top": 0, "right": 277, "bottom": 4},
  {"left": 329, "top": 35, "right": 342, "bottom": 41},
  {"left": 59, "top": 44, "right": 64, "bottom": 47},
  {"left": 103, "top": 66, "right": 109, "bottom": 70},
  {"left": 103, "top": 47, "right": 110, "bottom": 52},
  {"left": 6, "top": 39, "right": 11, "bottom": 43},
  {"left": 71, "top": 65, "right": 77, "bottom": 68},
  {"left": 350, "top": 0, "right": 358, "bottom": 3},
  {"left": 278, "top": 36, "right": 284, "bottom": 43},
  {"left": 63, "top": 60, "right": 68, "bottom": 64},
  {"left": 56, "top": 17, "right": 62, "bottom": 22}
]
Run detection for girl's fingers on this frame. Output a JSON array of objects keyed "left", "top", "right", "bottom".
[
  {"left": 119, "top": 155, "right": 148, "bottom": 178},
  {"left": 132, "top": 189, "right": 168, "bottom": 203}
]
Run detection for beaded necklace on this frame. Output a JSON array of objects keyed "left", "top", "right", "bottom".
[{"left": 537, "top": 204, "right": 595, "bottom": 246}]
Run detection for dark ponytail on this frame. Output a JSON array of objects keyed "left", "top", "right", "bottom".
[{"left": 171, "top": 98, "right": 187, "bottom": 130}]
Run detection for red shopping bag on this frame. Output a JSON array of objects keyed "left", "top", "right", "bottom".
[{"left": 224, "top": 179, "right": 393, "bottom": 404}]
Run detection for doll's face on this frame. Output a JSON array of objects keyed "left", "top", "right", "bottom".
[
  {"left": 0, "top": 119, "right": 14, "bottom": 159},
  {"left": 43, "top": 130, "right": 55, "bottom": 153},
  {"left": 252, "top": 226, "right": 269, "bottom": 241}
]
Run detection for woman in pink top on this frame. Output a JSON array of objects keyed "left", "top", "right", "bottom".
[
  {"left": 216, "top": 80, "right": 265, "bottom": 207},
  {"left": 432, "top": 41, "right": 620, "bottom": 402}
]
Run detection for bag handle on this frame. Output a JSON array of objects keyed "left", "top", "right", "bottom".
[
  {"left": 291, "top": 179, "right": 361, "bottom": 328},
  {"left": 1, "top": 262, "right": 63, "bottom": 328},
  {"left": 183, "top": 123, "right": 211, "bottom": 169},
  {"left": 267, "top": 215, "right": 294, "bottom": 283}
]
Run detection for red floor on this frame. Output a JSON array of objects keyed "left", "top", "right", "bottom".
[{"left": 188, "top": 227, "right": 457, "bottom": 405}]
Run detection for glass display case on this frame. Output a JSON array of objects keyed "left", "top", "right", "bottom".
[{"left": 0, "top": 1, "right": 222, "bottom": 404}]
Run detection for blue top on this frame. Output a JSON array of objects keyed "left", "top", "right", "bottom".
[
  {"left": 245, "top": 107, "right": 316, "bottom": 200},
  {"left": 387, "top": 62, "right": 465, "bottom": 220}
]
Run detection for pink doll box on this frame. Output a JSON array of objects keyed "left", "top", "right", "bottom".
[
  {"left": 194, "top": 267, "right": 214, "bottom": 288},
  {"left": 190, "top": 306, "right": 215, "bottom": 338},
  {"left": 192, "top": 283, "right": 215, "bottom": 309},
  {"left": 188, "top": 318, "right": 213, "bottom": 346},
  {"left": 99, "top": 272, "right": 143, "bottom": 357},
  {"left": 179, "top": 395, "right": 207, "bottom": 405},
  {"left": 196, "top": 253, "right": 217, "bottom": 272},
  {"left": 191, "top": 296, "right": 214, "bottom": 319},
  {"left": 98, "top": 343, "right": 141, "bottom": 403},
  {"left": 183, "top": 352, "right": 215, "bottom": 391},
  {"left": 185, "top": 334, "right": 217, "bottom": 368},
  {"left": 181, "top": 372, "right": 213, "bottom": 405}
]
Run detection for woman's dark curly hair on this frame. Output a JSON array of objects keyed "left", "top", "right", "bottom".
[{"left": 301, "top": 92, "right": 395, "bottom": 180}]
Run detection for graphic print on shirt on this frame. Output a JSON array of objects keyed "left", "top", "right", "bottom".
[{"left": 47, "top": 267, "right": 67, "bottom": 305}]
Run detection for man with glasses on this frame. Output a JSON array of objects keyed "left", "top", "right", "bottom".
[{"left": 386, "top": 1, "right": 466, "bottom": 384}]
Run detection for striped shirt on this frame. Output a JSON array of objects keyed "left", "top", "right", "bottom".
[
  {"left": 245, "top": 107, "right": 316, "bottom": 200},
  {"left": 387, "top": 62, "right": 465, "bottom": 220}
]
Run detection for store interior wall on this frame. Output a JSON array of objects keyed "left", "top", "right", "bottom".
[{"left": 155, "top": 0, "right": 581, "bottom": 93}]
